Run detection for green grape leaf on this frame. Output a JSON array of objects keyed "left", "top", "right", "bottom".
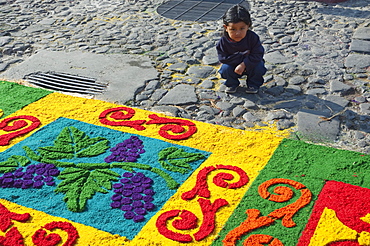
[
  {"left": 36, "top": 126, "right": 110, "bottom": 161},
  {"left": 55, "top": 167, "right": 119, "bottom": 212},
  {"left": 23, "top": 146, "right": 43, "bottom": 162},
  {"left": 0, "top": 159, "right": 18, "bottom": 173},
  {"left": 76, "top": 139, "right": 110, "bottom": 158},
  {"left": 11, "top": 155, "right": 30, "bottom": 166},
  {"left": 90, "top": 169, "right": 120, "bottom": 190},
  {"left": 158, "top": 147, "right": 206, "bottom": 174},
  {"left": 0, "top": 155, "right": 31, "bottom": 173},
  {"left": 37, "top": 146, "right": 74, "bottom": 160}
]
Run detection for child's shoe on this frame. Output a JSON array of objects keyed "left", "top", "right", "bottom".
[
  {"left": 225, "top": 86, "right": 238, "bottom": 94},
  {"left": 245, "top": 86, "right": 258, "bottom": 94}
]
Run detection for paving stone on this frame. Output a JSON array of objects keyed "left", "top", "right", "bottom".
[
  {"left": 202, "top": 55, "right": 219, "bottom": 65},
  {"left": 199, "top": 105, "right": 220, "bottom": 115},
  {"left": 229, "top": 97, "right": 245, "bottom": 105},
  {"left": 158, "top": 84, "right": 198, "bottom": 105},
  {"left": 280, "top": 36, "right": 292, "bottom": 44},
  {"left": 289, "top": 76, "right": 306, "bottom": 85},
  {"left": 199, "top": 91, "right": 218, "bottom": 100},
  {"left": 243, "top": 112, "right": 260, "bottom": 122},
  {"left": 186, "top": 65, "right": 216, "bottom": 78},
  {"left": 286, "top": 85, "right": 302, "bottom": 95},
  {"left": 306, "top": 88, "right": 327, "bottom": 95},
  {"left": 0, "top": 62, "right": 8, "bottom": 72},
  {"left": 185, "top": 77, "right": 201, "bottom": 84},
  {"left": 359, "top": 103, "right": 370, "bottom": 114},
  {"left": 215, "top": 101, "right": 234, "bottom": 111},
  {"left": 264, "top": 51, "right": 292, "bottom": 64},
  {"left": 199, "top": 79, "right": 214, "bottom": 89},
  {"left": 329, "top": 80, "right": 354, "bottom": 95},
  {"left": 354, "top": 96, "right": 367, "bottom": 103},
  {"left": 297, "top": 109, "right": 340, "bottom": 142},
  {"left": 353, "top": 27, "right": 370, "bottom": 40},
  {"left": 167, "top": 63, "right": 188, "bottom": 73},
  {"left": 345, "top": 54, "right": 370, "bottom": 68},
  {"left": 265, "top": 110, "right": 289, "bottom": 121},
  {"left": 277, "top": 119, "right": 295, "bottom": 130},
  {"left": 136, "top": 94, "right": 150, "bottom": 101},
  {"left": 151, "top": 89, "right": 168, "bottom": 101},
  {"left": 144, "top": 80, "right": 160, "bottom": 91},
  {"left": 308, "top": 77, "right": 326, "bottom": 85},
  {"left": 274, "top": 100, "right": 302, "bottom": 109},
  {"left": 0, "top": 37, "right": 12, "bottom": 46},
  {"left": 232, "top": 106, "right": 247, "bottom": 117},
  {"left": 324, "top": 95, "right": 349, "bottom": 112},
  {"left": 23, "top": 25, "right": 46, "bottom": 34},
  {"left": 151, "top": 106, "right": 180, "bottom": 117},
  {"left": 243, "top": 100, "right": 257, "bottom": 109},
  {"left": 202, "top": 47, "right": 219, "bottom": 65},
  {"left": 274, "top": 76, "right": 287, "bottom": 86},
  {"left": 354, "top": 131, "right": 366, "bottom": 140},
  {"left": 350, "top": 40, "right": 370, "bottom": 53},
  {"left": 265, "top": 86, "right": 285, "bottom": 96},
  {"left": 39, "top": 18, "right": 56, "bottom": 25}
]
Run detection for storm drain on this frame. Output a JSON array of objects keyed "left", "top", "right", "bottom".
[
  {"left": 24, "top": 72, "right": 107, "bottom": 95},
  {"left": 157, "top": 0, "right": 248, "bottom": 22}
]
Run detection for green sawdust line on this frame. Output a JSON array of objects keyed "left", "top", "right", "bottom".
[
  {"left": 212, "top": 139, "right": 369, "bottom": 246},
  {"left": 0, "top": 81, "right": 52, "bottom": 118},
  {"left": 264, "top": 139, "right": 370, "bottom": 188}
]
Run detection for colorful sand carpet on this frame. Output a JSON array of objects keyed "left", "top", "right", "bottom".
[{"left": 0, "top": 80, "right": 369, "bottom": 245}]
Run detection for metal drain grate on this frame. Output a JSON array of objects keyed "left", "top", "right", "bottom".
[
  {"left": 157, "top": 0, "right": 248, "bottom": 22},
  {"left": 25, "top": 72, "right": 107, "bottom": 95}
]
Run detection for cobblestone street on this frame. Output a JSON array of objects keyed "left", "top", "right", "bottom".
[{"left": 1, "top": 0, "right": 370, "bottom": 152}]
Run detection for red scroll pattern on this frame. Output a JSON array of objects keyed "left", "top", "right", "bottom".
[
  {"left": 0, "top": 115, "right": 41, "bottom": 146},
  {"left": 0, "top": 202, "right": 79, "bottom": 246},
  {"left": 99, "top": 107, "right": 197, "bottom": 140},
  {"left": 99, "top": 107, "right": 146, "bottom": 131},
  {"left": 145, "top": 114, "right": 197, "bottom": 140},
  {"left": 0, "top": 203, "right": 30, "bottom": 232},
  {"left": 0, "top": 227, "right": 24, "bottom": 246},
  {"left": 0, "top": 202, "right": 30, "bottom": 246},
  {"left": 32, "top": 221, "right": 79, "bottom": 246},
  {"left": 156, "top": 198, "right": 229, "bottom": 242},
  {"left": 182, "top": 165, "right": 249, "bottom": 201},
  {"left": 223, "top": 178, "right": 312, "bottom": 246},
  {"left": 156, "top": 165, "right": 249, "bottom": 242}
]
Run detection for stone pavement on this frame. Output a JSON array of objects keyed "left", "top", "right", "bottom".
[
  {"left": 0, "top": 0, "right": 369, "bottom": 153},
  {"left": 1, "top": 50, "right": 158, "bottom": 104}
]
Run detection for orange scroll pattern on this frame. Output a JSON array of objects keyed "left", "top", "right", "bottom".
[{"left": 223, "top": 178, "right": 312, "bottom": 246}]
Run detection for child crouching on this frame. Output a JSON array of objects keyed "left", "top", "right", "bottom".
[{"left": 216, "top": 4, "right": 266, "bottom": 94}]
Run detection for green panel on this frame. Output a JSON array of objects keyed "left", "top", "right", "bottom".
[
  {"left": 0, "top": 81, "right": 51, "bottom": 118},
  {"left": 212, "top": 138, "right": 369, "bottom": 246}
]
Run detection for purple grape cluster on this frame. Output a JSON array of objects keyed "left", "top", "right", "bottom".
[
  {"left": 105, "top": 136, "right": 145, "bottom": 163},
  {"left": 110, "top": 172, "right": 155, "bottom": 223},
  {"left": 0, "top": 163, "right": 60, "bottom": 189}
]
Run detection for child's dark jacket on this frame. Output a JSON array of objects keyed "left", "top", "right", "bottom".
[{"left": 216, "top": 30, "right": 264, "bottom": 72}]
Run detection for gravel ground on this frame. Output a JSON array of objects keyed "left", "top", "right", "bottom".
[{"left": 0, "top": 0, "right": 369, "bottom": 153}]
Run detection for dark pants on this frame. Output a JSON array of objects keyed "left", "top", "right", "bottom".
[{"left": 219, "top": 61, "right": 267, "bottom": 88}]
